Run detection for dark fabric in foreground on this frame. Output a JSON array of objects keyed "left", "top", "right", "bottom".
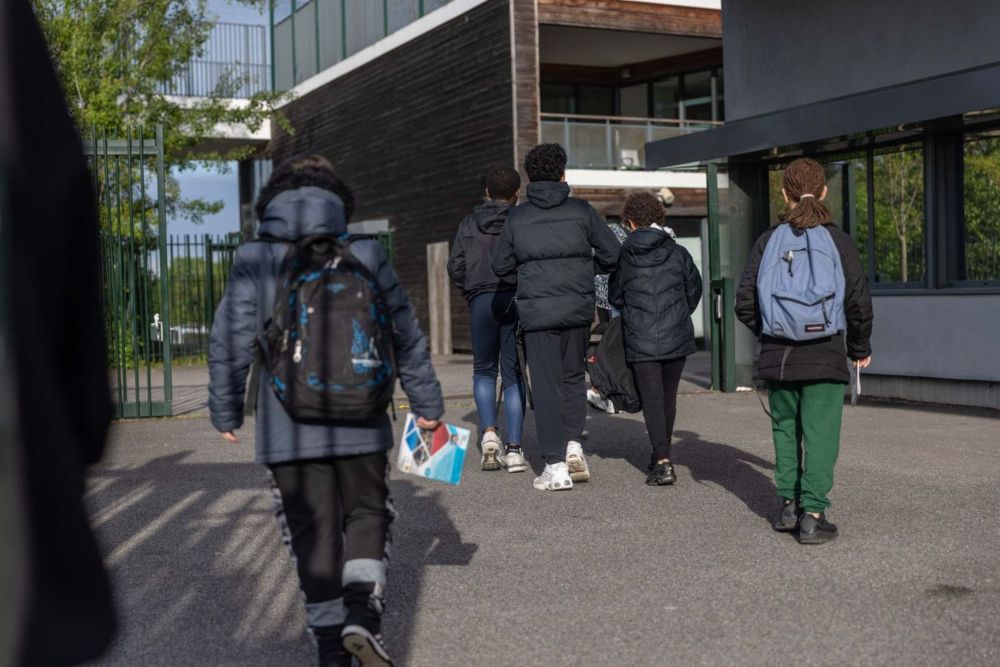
[{"left": 0, "top": 1, "right": 117, "bottom": 663}]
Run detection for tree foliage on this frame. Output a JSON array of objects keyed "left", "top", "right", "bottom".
[{"left": 33, "top": 0, "right": 286, "bottom": 223}]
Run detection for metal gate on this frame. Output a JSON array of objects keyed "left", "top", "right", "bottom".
[{"left": 87, "top": 127, "right": 173, "bottom": 418}]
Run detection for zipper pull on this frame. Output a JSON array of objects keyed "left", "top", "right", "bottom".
[{"left": 293, "top": 339, "right": 303, "bottom": 363}]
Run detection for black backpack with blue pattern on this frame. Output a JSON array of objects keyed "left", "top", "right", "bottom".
[{"left": 263, "top": 235, "right": 396, "bottom": 422}]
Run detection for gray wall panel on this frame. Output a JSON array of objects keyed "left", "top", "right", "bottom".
[
  {"left": 868, "top": 294, "right": 1000, "bottom": 382},
  {"left": 722, "top": 0, "right": 1000, "bottom": 121}
]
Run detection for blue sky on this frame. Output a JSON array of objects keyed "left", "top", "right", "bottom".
[{"left": 169, "top": 1, "right": 267, "bottom": 238}]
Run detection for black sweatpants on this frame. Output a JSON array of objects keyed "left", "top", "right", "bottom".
[
  {"left": 632, "top": 358, "right": 686, "bottom": 463},
  {"left": 268, "top": 452, "right": 393, "bottom": 630},
  {"left": 524, "top": 327, "right": 589, "bottom": 464}
]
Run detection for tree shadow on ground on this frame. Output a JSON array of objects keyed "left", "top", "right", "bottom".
[{"left": 85, "top": 451, "right": 474, "bottom": 667}]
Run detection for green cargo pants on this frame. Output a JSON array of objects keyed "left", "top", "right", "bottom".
[{"left": 768, "top": 382, "right": 844, "bottom": 513}]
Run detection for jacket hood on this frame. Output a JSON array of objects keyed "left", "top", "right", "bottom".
[
  {"left": 526, "top": 181, "right": 570, "bottom": 209},
  {"left": 258, "top": 186, "right": 347, "bottom": 240},
  {"left": 473, "top": 200, "right": 511, "bottom": 235},
  {"left": 623, "top": 226, "right": 676, "bottom": 268}
]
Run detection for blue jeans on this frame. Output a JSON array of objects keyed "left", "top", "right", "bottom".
[{"left": 469, "top": 291, "right": 524, "bottom": 445}]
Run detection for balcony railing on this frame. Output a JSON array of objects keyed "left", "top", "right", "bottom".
[
  {"left": 540, "top": 113, "right": 722, "bottom": 170},
  {"left": 160, "top": 22, "right": 270, "bottom": 98}
]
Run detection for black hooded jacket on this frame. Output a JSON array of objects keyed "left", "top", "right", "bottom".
[
  {"left": 447, "top": 200, "right": 516, "bottom": 301},
  {"left": 735, "top": 223, "right": 873, "bottom": 384},
  {"left": 609, "top": 227, "right": 703, "bottom": 362},
  {"left": 491, "top": 181, "right": 620, "bottom": 331}
]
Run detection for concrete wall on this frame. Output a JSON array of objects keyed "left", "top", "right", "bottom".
[
  {"left": 868, "top": 294, "right": 1000, "bottom": 382},
  {"left": 721, "top": 0, "right": 1000, "bottom": 121}
]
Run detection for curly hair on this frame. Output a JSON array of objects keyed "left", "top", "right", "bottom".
[
  {"left": 779, "top": 157, "right": 831, "bottom": 229},
  {"left": 255, "top": 154, "right": 356, "bottom": 222},
  {"left": 623, "top": 191, "right": 665, "bottom": 228},
  {"left": 524, "top": 143, "right": 567, "bottom": 182},
  {"left": 484, "top": 165, "right": 521, "bottom": 200}
]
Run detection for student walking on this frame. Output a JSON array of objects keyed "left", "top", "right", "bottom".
[
  {"left": 492, "top": 143, "right": 621, "bottom": 491},
  {"left": 609, "top": 192, "right": 702, "bottom": 485},
  {"left": 447, "top": 166, "right": 527, "bottom": 473},
  {"left": 735, "top": 157, "right": 873, "bottom": 545},
  {"left": 209, "top": 155, "right": 444, "bottom": 666}
]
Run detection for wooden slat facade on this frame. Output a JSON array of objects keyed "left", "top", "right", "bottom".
[
  {"left": 270, "top": 0, "right": 515, "bottom": 352},
  {"left": 537, "top": 0, "right": 722, "bottom": 37}
]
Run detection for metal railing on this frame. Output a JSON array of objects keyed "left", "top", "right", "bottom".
[
  {"left": 160, "top": 22, "right": 270, "bottom": 98},
  {"left": 539, "top": 113, "right": 722, "bottom": 170}
]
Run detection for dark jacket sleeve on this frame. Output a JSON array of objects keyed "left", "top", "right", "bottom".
[
  {"left": 608, "top": 255, "right": 626, "bottom": 310},
  {"left": 446, "top": 222, "right": 466, "bottom": 289},
  {"left": 373, "top": 244, "right": 445, "bottom": 420},
  {"left": 208, "top": 246, "right": 259, "bottom": 433},
  {"left": 831, "top": 229, "right": 874, "bottom": 359},
  {"left": 491, "top": 216, "right": 517, "bottom": 277},
  {"left": 680, "top": 246, "right": 703, "bottom": 313},
  {"left": 588, "top": 206, "right": 621, "bottom": 273},
  {"left": 735, "top": 231, "right": 770, "bottom": 335}
]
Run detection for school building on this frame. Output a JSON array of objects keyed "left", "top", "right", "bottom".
[
  {"left": 260, "top": 0, "right": 724, "bottom": 351},
  {"left": 646, "top": 1, "right": 1000, "bottom": 409}
]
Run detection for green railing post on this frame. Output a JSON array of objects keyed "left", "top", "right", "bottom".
[
  {"left": 419, "top": 0, "right": 425, "bottom": 17},
  {"left": 341, "top": 0, "right": 348, "bottom": 60},
  {"left": 269, "top": 1, "right": 276, "bottom": 91},
  {"left": 156, "top": 125, "right": 172, "bottom": 408},
  {"left": 314, "top": 0, "right": 321, "bottom": 75},
  {"left": 383, "top": 0, "right": 389, "bottom": 37},
  {"left": 290, "top": 0, "right": 298, "bottom": 85},
  {"left": 205, "top": 235, "right": 215, "bottom": 358}
]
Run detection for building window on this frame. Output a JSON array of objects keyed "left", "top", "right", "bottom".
[
  {"left": 651, "top": 77, "right": 681, "bottom": 120},
  {"left": 871, "top": 144, "right": 925, "bottom": 285},
  {"left": 540, "top": 83, "right": 575, "bottom": 114},
  {"left": 577, "top": 85, "right": 614, "bottom": 116},
  {"left": 962, "top": 131, "right": 1000, "bottom": 283}
]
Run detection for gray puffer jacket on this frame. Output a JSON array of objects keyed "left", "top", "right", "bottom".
[{"left": 208, "top": 186, "right": 444, "bottom": 465}]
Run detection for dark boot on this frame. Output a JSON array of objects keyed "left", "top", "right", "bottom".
[
  {"left": 772, "top": 498, "right": 800, "bottom": 532},
  {"left": 342, "top": 582, "right": 393, "bottom": 666},
  {"left": 312, "top": 625, "right": 352, "bottom": 667},
  {"left": 797, "top": 512, "right": 839, "bottom": 545},
  {"left": 645, "top": 461, "right": 676, "bottom": 486}
]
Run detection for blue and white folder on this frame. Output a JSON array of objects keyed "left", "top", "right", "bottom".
[{"left": 396, "top": 414, "right": 469, "bottom": 485}]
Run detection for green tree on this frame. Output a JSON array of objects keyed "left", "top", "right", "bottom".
[
  {"left": 962, "top": 137, "right": 1000, "bottom": 282},
  {"left": 33, "top": 0, "right": 286, "bottom": 224},
  {"left": 872, "top": 147, "right": 924, "bottom": 283}
]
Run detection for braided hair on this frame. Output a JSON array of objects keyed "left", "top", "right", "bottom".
[{"left": 779, "top": 157, "right": 831, "bottom": 229}]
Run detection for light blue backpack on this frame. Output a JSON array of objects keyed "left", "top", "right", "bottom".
[{"left": 757, "top": 224, "right": 846, "bottom": 341}]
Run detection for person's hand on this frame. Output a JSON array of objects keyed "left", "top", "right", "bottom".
[
  {"left": 415, "top": 417, "right": 440, "bottom": 431},
  {"left": 854, "top": 356, "right": 872, "bottom": 369},
  {"left": 221, "top": 431, "right": 239, "bottom": 443}
]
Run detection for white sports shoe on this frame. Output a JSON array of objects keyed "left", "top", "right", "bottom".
[
  {"left": 565, "top": 441, "right": 591, "bottom": 483},
  {"left": 481, "top": 431, "right": 502, "bottom": 471},
  {"left": 533, "top": 462, "right": 573, "bottom": 491},
  {"left": 502, "top": 446, "right": 528, "bottom": 473},
  {"left": 586, "top": 387, "right": 610, "bottom": 412}
]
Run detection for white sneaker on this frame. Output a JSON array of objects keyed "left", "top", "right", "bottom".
[
  {"left": 533, "top": 462, "right": 573, "bottom": 491},
  {"left": 586, "top": 388, "right": 610, "bottom": 412},
  {"left": 565, "top": 441, "right": 591, "bottom": 483},
  {"left": 502, "top": 446, "right": 528, "bottom": 473},
  {"left": 481, "top": 431, "right": 501, "bottom": 471}
]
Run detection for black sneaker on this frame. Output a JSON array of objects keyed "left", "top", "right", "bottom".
[
  {"left": 645, "top": 462, "right": 676, "bottom": 486},
  {"left": 797, "top": 512, "right": 839, "bottom": 545},
  {"left": 342, "top": 624, "right": 393, "bottom": 667},
  {"left": 772, "top": 498, "right": 800, "bottom": 532},
  {"left": 313, "top": 625, "right": 352, "bottom": 667}
]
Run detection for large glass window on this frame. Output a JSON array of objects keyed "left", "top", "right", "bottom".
[
  {"left": 387, "top": 0, "right": 421, "bottom": 34},
  {"left": 962, "top": 132, "right": 1000, "bottom": 282},
  {"left": 652, "top": 77, "right": 680, "bottom": 120},
  {"left": 619, "top": 83, "right": 648, "bottom": 118},
  {"left": 872, "top": 144, "right": 925, "bottom": 284},
  {"left": 577, "top": 85, "right": 614, "bottom": 116},
  {"left": 682, "top": 70, "right": 713, "bottom": 122},
  {"left": 345, "top": 0, "right": 385, "bottom": 57},
  {"left": 540, "top": 83, "right": 574, "bottom": 114}
]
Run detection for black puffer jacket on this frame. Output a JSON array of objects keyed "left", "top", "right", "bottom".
[
  {"left": 608, "top": 227, "right": 702, "bottom": 362},
  {"left": 447, "top": 200, "right": 516, "bottom": 301},
  {"left": 491, "top": 181, "right": 620, "bottom": 331},
  {"left": 735, "top": 223, "right": 873, "bottom": 384}
]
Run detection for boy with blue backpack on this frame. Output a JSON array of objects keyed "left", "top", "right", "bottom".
[
  {"left": 209, "top": 155, "right": 443, "bottom": 666},
  {"left": 735, "top": 158, "right": 873, "bottom": 545}
]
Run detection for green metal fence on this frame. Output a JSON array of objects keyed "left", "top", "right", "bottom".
[{"left": 87, "top": 127, "right": 173, "bottom": 418}]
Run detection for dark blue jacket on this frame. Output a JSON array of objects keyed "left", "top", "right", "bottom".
[{"left": 208, "top": 187, "right": 444, "bottom": 464}]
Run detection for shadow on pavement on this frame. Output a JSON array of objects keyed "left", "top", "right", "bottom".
[
  {"left": 385, "top": 479, "right": 478, "bottom": 665},
  {"left": 672, "top": 430, "right": 777, "bottom": 521}
]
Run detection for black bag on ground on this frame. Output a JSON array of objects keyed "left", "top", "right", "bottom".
[
  {"left": 264, "top": 235, "right": 396, "bottom": 422},
  {"left": 586, "top": 317, "right": 641, "bottom": 413}
]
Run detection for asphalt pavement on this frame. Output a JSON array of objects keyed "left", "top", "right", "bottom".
[{"left": 86, "top": 358, "right": 1000, "bottom": 667}]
